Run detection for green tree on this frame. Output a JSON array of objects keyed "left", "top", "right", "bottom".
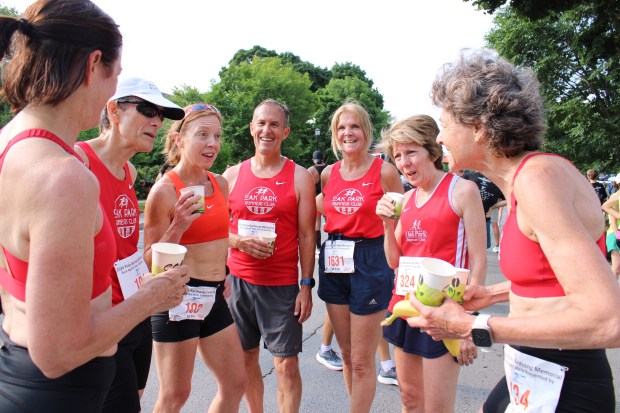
[
  {"left": 314, "top": 76, "right": 390, "bottom": 161},
  {"left": 484, "top": 5, "right": 620, "bottom": 171},
  {"left": 206, "top": 56, "right": 318, "bottom": 166}
]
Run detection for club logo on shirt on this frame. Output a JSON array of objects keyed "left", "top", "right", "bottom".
[
  {"left": 405, "top": 219, "right": 427, "bottom": 244},
  {"left": 331, "top": 188, "right": 364, "bottom": 215},
  {"left": 113, "top": 194, "right": 137, "bottom": 239},
  {"left": 244, "top": 186, "right": 277, "bottom": 214}
]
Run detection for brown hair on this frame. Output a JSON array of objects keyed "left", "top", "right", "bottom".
[
  {"left": 0, "top": 0, "right": 122, "bottom": 113},
  {"left": 381, "top": 115, "right": 443, "bottom": 170},
  {"left": 431, "top": 49, "right": 545, "bottom": 158}
]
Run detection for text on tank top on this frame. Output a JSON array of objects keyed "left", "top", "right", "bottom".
[
  {"left": 75, "top": 141, "right": 138, "bottom": 305},
  {"left": 227, "top": 158, "right": 299, "bottom": 286},
  {"left": 388, "top": 173, "right": 468, "bottom": 312},
  {"left": 322, "top": 157, "right": 385, "bottom": 238}
]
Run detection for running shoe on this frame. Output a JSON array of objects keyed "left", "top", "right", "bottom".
[
  {"left": 377, "top": 367, "right": 398, "bottom": 386},
  {"left": 315, "top": 349, "right": 343, "bottom": 371}
]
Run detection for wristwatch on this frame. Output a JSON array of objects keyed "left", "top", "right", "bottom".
[
  {"left": 471, "top": 313, "right": 493, "bottom": 347},
  {"left": 300, "top": 278, "right": 316, "bottom": 288}
]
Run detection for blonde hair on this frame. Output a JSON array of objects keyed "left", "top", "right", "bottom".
[
  {"left": 163, "top": 103, "right": 222, "bottom": 165},
  {"left": 330, "top": 100, "right": 373, "bottom": 159}
]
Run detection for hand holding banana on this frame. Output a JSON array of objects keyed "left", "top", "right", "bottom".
[{"left": 381, "top": 299, "right": 461, "bottom": 357}]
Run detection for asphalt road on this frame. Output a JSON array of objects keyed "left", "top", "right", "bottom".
[{"left": 137, "top": 226, "right": 620, "bottom": 413}]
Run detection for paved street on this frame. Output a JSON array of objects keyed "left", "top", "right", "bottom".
[{"left": 138, "top": 225, "right": 620, "bottom": 412}]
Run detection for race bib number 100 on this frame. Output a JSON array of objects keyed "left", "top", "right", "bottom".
[{"left": 324, "top": 240, "right": 355, "bottom": 273}]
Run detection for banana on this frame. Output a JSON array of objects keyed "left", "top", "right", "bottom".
[
  {"left": 380, "top": 299, "right": 419, "bottom": 326},
  {"left": 443, "top": 339, "right": 461, "bottom": 357},
  {"left": 381, "top": 298, "right": 462, "bottom": 357}
]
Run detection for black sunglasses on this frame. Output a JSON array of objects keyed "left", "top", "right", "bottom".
[{"left": 116, "top": 100, "right": 163, "bottom": 120}]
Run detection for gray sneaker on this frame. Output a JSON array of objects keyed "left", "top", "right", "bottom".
[
  {"left": 377, "top": 367, "right": 398, "bottom": 386},
  {"left": 316, "top": 349, "right": 343, "bottom": 371}
]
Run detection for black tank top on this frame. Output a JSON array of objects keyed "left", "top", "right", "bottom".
[{"left": 312, "top": 164, "right": 327, "bottom": 195}]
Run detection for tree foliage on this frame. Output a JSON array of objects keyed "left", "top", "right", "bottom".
[
  {"left": 483, "top": 3, "right": 620, "bottom": 171},
  {"left": 464, "top": 0, "right": 620, "bottom": 172},
  {"left": 206, "top": 56, "right": 317, "bottom": 167}
]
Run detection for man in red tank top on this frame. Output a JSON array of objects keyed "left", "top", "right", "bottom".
[{"left": 223, "top": 99, "right": 316, "bottom": 413}]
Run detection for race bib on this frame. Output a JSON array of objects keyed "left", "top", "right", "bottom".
[
  {"left": 395, "top": 256, "right": 425, "bottom": 296},
  {"left": 114, "top": 251, "right": 149, "bottom": 299},
  {"left": 168, "top": 286, "right": 217, "bottom": 321},
  {"left": 237, "top": 219, "right": 276, "bottom": 236},
  {"left": 503, "top": 345, "right": 566, "bottom": 412},
  {"left": 324, "top": 240, "right": 355, "bottom": 273}
]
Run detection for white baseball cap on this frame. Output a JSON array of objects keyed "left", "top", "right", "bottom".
[{"left": 109, "top": 77, "right": 185, "bottom": 120}]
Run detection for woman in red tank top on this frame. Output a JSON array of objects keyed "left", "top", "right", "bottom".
[
  {"left": 316, "top": 101, "right": 403, "bottom": 412},
  {"left": 0, "top": 3, "right": 188, "bottom": 413},
  {"left": 406, "top": 50, "right": 619, "bottom": 413},
  {"left": 143, "top": 103, "right": 247, "bottom": 412},
  {"left": 376, "top": 114, "right": 487, "bottom": 413}
]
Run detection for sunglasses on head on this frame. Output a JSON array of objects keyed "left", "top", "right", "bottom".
[
  {"left": 177, "top": 103, "right": 220, "bottom": 132},
  {"left": 116, "top": 100, "right": 164, "bottom": 120}
]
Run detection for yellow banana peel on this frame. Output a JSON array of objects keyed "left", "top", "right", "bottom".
[{"left": 381, "top": 298, "right": 461, "bottom": 357}]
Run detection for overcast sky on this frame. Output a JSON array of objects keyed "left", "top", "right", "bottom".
[{"left": 6, "top": 0, "right": 495, "bottom": 122}]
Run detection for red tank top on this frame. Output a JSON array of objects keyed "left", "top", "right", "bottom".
[
  {"left": 500, "top": 153, "right": 606, "bottom": 298},
  {"left": 75, "top": 142, "right": 138, "bottom": 305},
  {"left": 388, "top": 173, "right": 468, "bottom": 312},
  {"left": 227, "top": 158, "right": 299, "bottom": 286},
  {"left": 323, "top": 157, "right": 385, "bottom": 238},
  {"left": 0, "top": 129, "right": 114, "bottom": 301},
  {"left": 167, "top": 170, "right": 229, "bottom": 244}
]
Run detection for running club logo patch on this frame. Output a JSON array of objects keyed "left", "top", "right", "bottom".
[
  {"left": 114, "top": 194, "right": 137, "bottom": 238},
  {"left": 405, "top": 219, "right": 428, "bottom": 244},
  {"left": 244, "top": 186, "right": 277, "bottom": 214},
  {"left": 331, "top": 188, "right": 364, "bottom": 215}
]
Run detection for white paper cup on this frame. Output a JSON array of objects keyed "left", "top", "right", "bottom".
[
  {"left": 416, "top": 257, "right": 456, "bottom": 306},
  {"left": 151, "top": 242, "right": 187, "bottom": 275},
  {"left": 386, "top": 192, "right": 405, "bottom": 219},
  {"left": 447, "top": 268, "right": 470, "bottom": 303},
  {"left": 258, "top": 231, "right": 277, "bottom": 254},
  {"left": 180, "top": 185, "right": 205, "bottom": 213}
]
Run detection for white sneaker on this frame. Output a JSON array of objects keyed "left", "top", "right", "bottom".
[{"left": 492, "top": 246, "right": 500, "bottom": 253}]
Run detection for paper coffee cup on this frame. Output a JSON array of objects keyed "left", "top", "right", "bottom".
[
  {"left": 180, "top": 185, "right": 205, "bottom": 213},
  {"left": 258, "top": 231, "right": 277, "bottom": 254},
  {"left": 447, "top": 268, "right": 470, "bottom": 303},
  {"left": 151, "top": 242, "right": 187, "bottom": 275},
  {"left": 416, "top": 257, "right": 456, "bottom": 306},
  {"left": 387, "top": 192, "right": 405, "bottom": 219}
]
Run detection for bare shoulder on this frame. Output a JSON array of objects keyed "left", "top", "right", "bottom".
[
  {"left": 294, "top": 163, "right": 315, "bottom": 187},
  {"left": 455, "top": 174, "right": 480, "bottom": 195},
  {"left": 222, "top": 163, "right": 241, "bottom": 184},
  {"left": 72, "top": 142, "right": 89, "bottom": 167},
  {"left": 380, "top": 159, "right": 400, "bottom": 177},
  {"left": 212, "top": 173, "right": 230, "bottom": 196},
  {"left": 513, "top": 155, "right": 583, "bottom": 203},
  {"left": 145, "top": 175, "right": 177, "bottom": 211}
]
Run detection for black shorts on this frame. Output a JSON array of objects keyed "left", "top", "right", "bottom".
[
  {"left": 151, "top": 278, "right": 233, "bottom": 343},
  {"left": 383, "top": 313, "right": 449, "bottom": 358},
  {"left": 0, "top": 328, "right": 115, "bottom": 413},
  {"left": 318, "top": 235, "right": 393, "bottom": 315},
  {"left": 102, "top": 318, "right": 152, "bottom": 413},
  {"left": 483, "top": 346, "right": 615, "bottom": 413}
]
